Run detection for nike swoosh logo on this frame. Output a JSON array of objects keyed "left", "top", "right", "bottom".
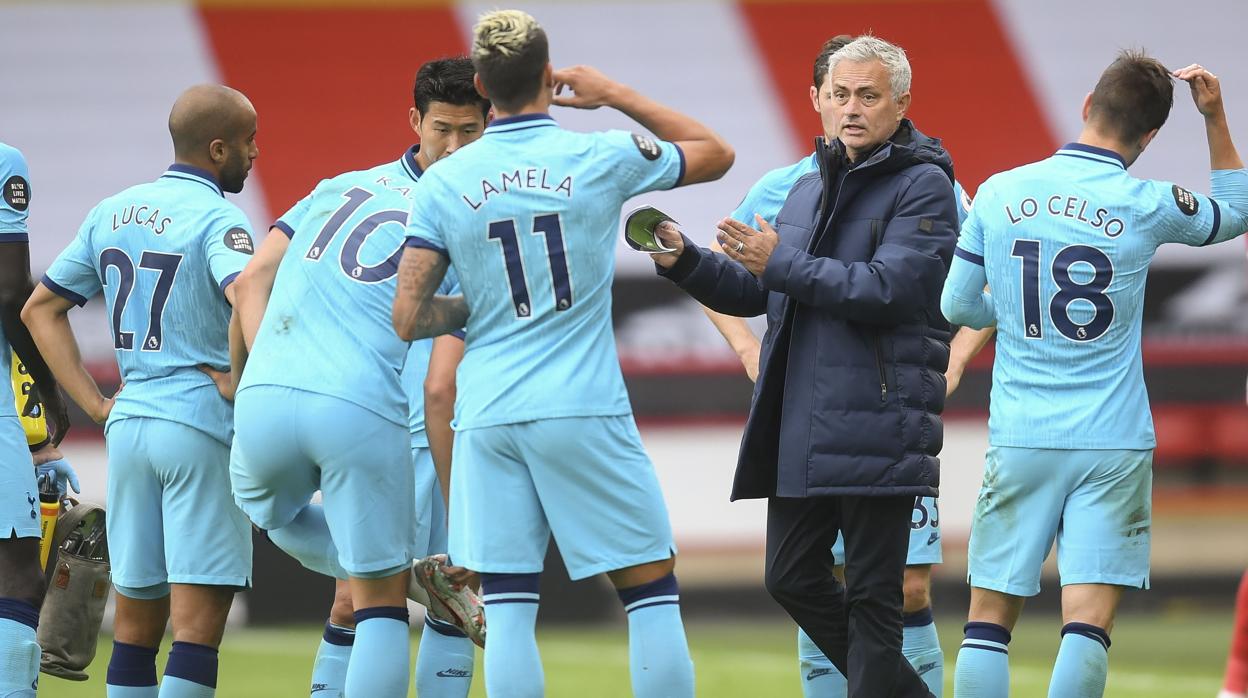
[{"left": 437, "top": 669, "right": 472, "bottom": 678}]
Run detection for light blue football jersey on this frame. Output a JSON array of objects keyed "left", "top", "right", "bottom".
[
  {"left": 43, "top": 165, "right": 254, "bottom": 444},
  {"left": 952, "top": 143, "right": 1248, "bottom": 449},
  {"left": 239, "top": 147, "right": 426, "bottom": 426},
  {"left": 403, "top": 269, "right": 461, "bottom": 445},
  {"left": 0, "top": 143, "right": 32, "bottom": 423},
  {"left": 731, "top": 149, "right": 973, "bottom": 228},
  {"left": 405, "top": 115, "right": 685, "bottom": 429}
]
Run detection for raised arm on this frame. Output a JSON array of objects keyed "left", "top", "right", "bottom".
[
  {"left": 393, "top": 246, "right": 469, "bottom": 341},
  {"left": 552, "top": 65, "right": 733, "bottom": 186},
  {"left": 1174, "top": 64, "right": 1248, "bottom": 244}
]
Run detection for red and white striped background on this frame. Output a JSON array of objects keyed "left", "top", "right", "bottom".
[{"left": 4, "top": 0, "right": 1244, "bottom": 277}]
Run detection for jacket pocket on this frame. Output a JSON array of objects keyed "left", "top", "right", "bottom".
[{"left": 871, "top": 333, "right": 890, "bottom": 403}]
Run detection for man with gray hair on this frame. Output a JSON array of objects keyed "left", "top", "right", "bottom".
[{"left": 654, "top": 35, "right": 958, "bottom": 697}]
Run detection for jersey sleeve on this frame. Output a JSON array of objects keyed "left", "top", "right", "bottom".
[
  {"left": 273, "top": 191, "right": 314, "bottom": 239},
  {"left": 1141, "top": 177, "right": 1228, "bottom": 247},
  {"left": 952, "top": 183, "right": 987, "bottom": 266},
  {"left": 730, "top": 173, "right": 783, "bottom": 228},
  {"left": 953, "top": 179, "right": 973, "bottom": 228},
  {"left": 0, "top": 146, "right": 32, "bottom": 241},
  {"left": 42, "top": 208, "right": 102, "bottom": 306},
  {"left": 601, "top": 130, "right": 686, "bottom": 199},
  {"left": 404, "top": 179, "right": 449, "bottom": 256},
  {"left": 205, "top": 206, "right": 256, "bottom": 295}
]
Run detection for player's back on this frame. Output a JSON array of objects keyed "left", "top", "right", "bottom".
[
  {"left": 405, "top": 115, "right": 685, "bottom": 428},
  {"left": 241, "top": 160, "right": 416, "bottom": 425},
  {"left": 44, "top": 166, "right": 252, "bottom": 443},
  {"left": 974, "top": 144, "right": 1218, "bottom": 449}
]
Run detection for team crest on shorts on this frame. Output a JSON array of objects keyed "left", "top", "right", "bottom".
[
  {"left": 632, "top": 133, "right": 661, "bottom": 161},
  {"left": 1172, "top": 185, "right": 1199, "bottom": 216},
  {"left": 224, "top": 227, "right": 255, "bottom": 254},
  {"left": 3, "top": 175, "right": 29, "bottom": 211}
]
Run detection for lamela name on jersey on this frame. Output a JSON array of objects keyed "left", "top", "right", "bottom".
[
  {"left": 1005, "top": 194, "right": 1126, "bottom": 238},
  {"left": 461, "top": 168, "right": 573, "bottom": 210}
]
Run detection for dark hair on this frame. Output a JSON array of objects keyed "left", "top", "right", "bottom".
[
  {"left": 413, "top": 57, "right": 491, "bottom": 119},
  {"left": 813, "top": 34, "right": 855, "bottom": 88},
  {"left": 471, "top": 13, "right": 549, "bottom": 113},
  {"left": 1088, "top": 49, "right": 1174, "bottom": 143}
]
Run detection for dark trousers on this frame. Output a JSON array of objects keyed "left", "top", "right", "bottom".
[{"left": 764, "top": 495, "right": 933, "bottom": 698}]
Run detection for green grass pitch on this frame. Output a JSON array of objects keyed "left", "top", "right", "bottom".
[{"left": 39, "top": 613, "right": 1229, "bottom": 697}]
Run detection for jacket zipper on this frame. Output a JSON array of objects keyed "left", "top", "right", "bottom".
[{"left": 869, "top": 220, "right": 888, "bottom": 402}]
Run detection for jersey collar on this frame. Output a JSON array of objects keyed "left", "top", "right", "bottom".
[
  {"left": 161, "top": 164, "right": 223, "bottom": 197},
  {"left": 401, "top": 145, "right": 424, "bottom": 181},
  {"left": 486, "top": 113, "right": 557, "bottom": 135},
  {"left": 1056, "top": 143, "right": 1127, "bottom": 170}
]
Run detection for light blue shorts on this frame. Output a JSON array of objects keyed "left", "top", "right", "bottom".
[
  {"left": 967, "top": 446, "right": 1152, "bottom": 596},
  {"left": 449, "top": 416, "right": 675, "bottom": 580},
  {"left": 0, "top": 417, "right": 39, "bottom": 539},
  {"left": 831, "top": 496, "right": 942, "bottom": 567},
  {"left": 232, "top": 385, "right": 413, "bottom": 578},
  {"left": 411, "top": 443, "right": 447, "bottom": 559},
  {"left": 105, "top": 417, "right": 252, "bottom": 595}
]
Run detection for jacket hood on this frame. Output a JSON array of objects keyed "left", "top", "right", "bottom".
[{"left": 818, "top": 119, "right": 955, "bottom": 183}]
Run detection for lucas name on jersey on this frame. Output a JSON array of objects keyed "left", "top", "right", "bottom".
[
  {"left": 1004, "top": 193, "right": 1126, "bottom": 238},
  {"left": 461, "top": 167, "right": 574, "bottom": 211},
  {"left": 112, "top": 204, "right": 173, "bottom": 235}
]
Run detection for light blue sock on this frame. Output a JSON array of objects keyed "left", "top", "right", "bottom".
[
  {"left": 903, "top": 608, "right": 944, "bottom": 697},
  {"left": 0, "top": 600, "right": 41, "bottom": 698},
  {"left": 954, "top": 622, "right": 1011, "bottom": 698},
  {"left": 617, "top": 573, "right": 695, "bottom": 698},
  {"left": 414, "top": 616, "right": 474, "bottom": 698},
  {"left": 1047, "top": 623, "right": 1110, "bottom": 698},
  {"left": 159, "top": 641, "right": 217, "bottom": 698},
  {"left": 310, "top": 622, "right": 354, "bottom": 697},
  {"left": 480, "top": 573, "right": 543, "bottom": 698},
  {"left": 797, "top": 626, "right": 845, "bottom": 698},
  {"left": 345, "top": 607, "right": 410, "bottom": 697},
  {"left": 265, "top": 505, "right": 349, "bottom": 579}
]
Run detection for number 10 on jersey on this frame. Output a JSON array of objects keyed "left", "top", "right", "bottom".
[{"left": 488, "top": 213, "right": 573, "bottom": 318}]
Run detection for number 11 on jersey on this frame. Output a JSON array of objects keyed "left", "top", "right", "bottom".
[{"left": 488, "top": 213, "right": 573, "bottom": 318}]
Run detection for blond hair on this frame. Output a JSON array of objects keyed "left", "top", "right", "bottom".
[
  {"left": 471, "top": 9, "right": 550, "bottom": 112},
  {"left": 473, "top": 10, "right": 542, "bottom": 61}
]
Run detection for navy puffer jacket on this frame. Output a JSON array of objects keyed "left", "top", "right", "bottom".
[{"left": 661, "top": 120, "right": 958, "bottom": 499}]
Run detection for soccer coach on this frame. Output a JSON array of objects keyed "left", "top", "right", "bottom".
[{"left": 653, "top": 36, "right": 957, "bottom": 697}]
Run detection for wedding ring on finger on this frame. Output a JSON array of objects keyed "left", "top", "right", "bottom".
[{"left": 734, "top": 241, "right": 745, "bottom": 253}]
